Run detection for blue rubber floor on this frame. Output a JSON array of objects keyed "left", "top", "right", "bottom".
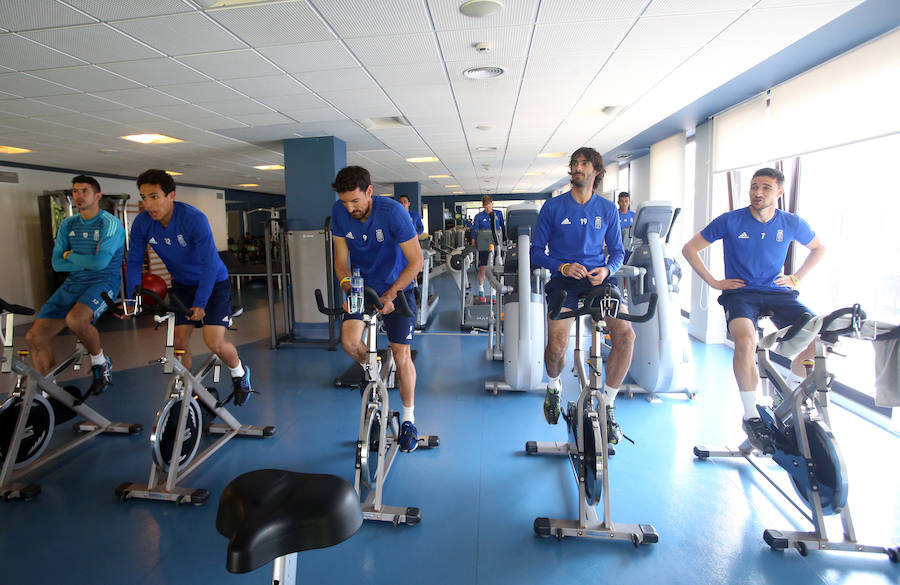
[{"left": 1, "top": 273, "right": 898, "bottom": 585}]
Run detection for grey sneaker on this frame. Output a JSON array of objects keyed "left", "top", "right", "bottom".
[
  {"left": 605, "top": 404, "right": 623, "bottom": 445},
  {"left": 742, "top": 417, "right": 775, "bottom": 454}
]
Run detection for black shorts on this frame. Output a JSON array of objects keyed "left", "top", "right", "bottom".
[
  {"left": 170, "top": 279, "right": 233, "bottom": 328},
  {"left": 718, "top": 289, "right": 813, "bottom": 328},
  {"left": 544, "top": 276, "right": 618, "bottom": 311},
  {"left": 477, "top": 250, "right": 490, "bottom": 267},
  {"left": 343, "top": 289, "right": 417, "bottom": 345}
]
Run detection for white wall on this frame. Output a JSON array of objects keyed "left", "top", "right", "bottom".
[
  {"left": 0, "top": 164, "right": 226, "bottom": 318},
  {"left": 628, "top": 154, "right": 651, "bottom": 209}
]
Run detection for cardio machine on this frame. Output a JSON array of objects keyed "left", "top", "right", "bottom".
[
  {"left": 620, "top": 201, "right": 695, "bottom": 399},
  {"left": 527, "top": 285, "right": 659, "bottom": 544},
  {"left": 0, "top": 297, "right": 142, "bottom": 500},
  {"left": 315, "top": 286, "right": 439, "bottom": 526},
  {"left": 694, "top": 304, "right": 900, "bottom": 560},
  {"left": 103, "top": 289, "right": 275, "bottom": 505},
  {"left": 450, "top": 217, "right": 503, "bottom": 332}
]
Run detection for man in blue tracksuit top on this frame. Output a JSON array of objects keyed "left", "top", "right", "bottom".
[
  {"left": 27, "top": 175, "right": 123, "bottom": 396},
  {"left": 397, "top": 194, "right": 424, "bottom": 235},
  {"left": 470, "top": 195, "right": 506, "bottom": 301},
  {"left": 125, "top": 169, "right": 254, "bottom": 405},
  {"left": 331, "top": 166, "right": 424, "bottom": 452},
  {"left": 682, "top": 167, "right": 826, "bottom": 452},
  {"left": 530, "top": 147, "right": 634, "bottom": 444}
]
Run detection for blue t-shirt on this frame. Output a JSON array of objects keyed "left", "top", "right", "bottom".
[
  {"left": 700, "top": 207, "right": 815, "bottom": 292},
  {"left": 472, "top": 209, "right": 505, "bottom": 241},
  {"left": 409, "top": 210, "right": 424, "bottom": 235},
  {"left": 52, "top": 210, "right": 125, "bottom": 287},
  {"left": 126, "top": 202, "right": 228, "bottom": 308},
  {"left": 331, "top": 196, "right": 418, "bottom": 296},
  {"left": 531, "top": 191, "right": 625, "bottom": 277},
  {"left": 619, "top": 209, "right": 635, "bottom": 230}
]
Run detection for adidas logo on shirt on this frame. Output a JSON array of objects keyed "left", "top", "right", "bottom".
[
  {"left": 561, "top": 218, "right": 571, "bottom": 225},
  {"left": 738, "top": 232, "right": 749, "bottom": 239},
  {"left": 69, "top": 230, "right": 75, "bottom": 237},
  {"left": 149, "top": 237, "right": 158, "bottom": 244},
  {"left": 346, "top": 232, "right": 354, "bottom": 239}
]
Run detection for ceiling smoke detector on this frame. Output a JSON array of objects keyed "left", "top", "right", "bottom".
[
  {"left": 463, "top": 66, "right": 505, "bottom": 79},
  {"left": 459, "top": 0, "right": 503, "bottom": 18},
  {"left": 474, "top": 41, "right": 493, "bottom": 53}
]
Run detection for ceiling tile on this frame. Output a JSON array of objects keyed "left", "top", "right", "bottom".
[
  {"left": 177, "top": 50, "right": 281, "bottom": 80},
  {"left": 437, "top": 25, "right": 531, "bottom": 62},
  {"left": 207, "top": 2, "right": 334, "bottom": 47},
  {"left": 0, "top": 72, "right": 77, "bottom": 97},
  {"left": 645, "top": 0, "right": 757, "bottom": 16},
  {"left": 257, "top": 40, "right": 358, "bottom": 73},
  {"left": 619, "top": 11, "right": 743, "bottom": 50},
  {"left": 257, "top": 92, "right": 326, "bottom": 110},
  {"left": 36, "top": 93, "right": 123, "bottom": 113},
  {"left": 113, "top": 13, "right": 245, "bottom": 56},
  {"left": 345, "top": 34, "right": 440, "bottom": 67},
  {"left": 92, "top": 87, "right": 186, "bottom": 108},
  {"left": 278, "top": 105, "right": 347, "bottom": 123},
  {"left": 0, "top": 34, "right": 85, "bottom": 71},
  {"left": 0, "top": 0, "right": 95, "bottom": 33},
  {"left": 315, "top": 0, "right": 431, "bottom": 38},
  {"left": 156, "top": 80, "right": 245, "bottom": 103},
  {"left": 28, "top": 65, "right": 141, "bottom": 92},
  {"left": 22, "top": 24, "right": 163, "bottom": 63},
  {"left": 102, "top": 57, "right": 209, "bottom": 85},
  {"left": 530, "top": 20, "right": 631, "bottom": 57},
  {"left": 228, "top": 112, "right": 296, "bottom": 127},
  {"left": 430, "top": 0, "right": 538, "bottom": 30},
  {"left": 197, "top": 98, "right": 273, "bottom": 116},
  {"left": 296, "top": 68, "right": 376, "bottom": 92},
  {"left": 369, "top": 62, "right": 447, "bottom": 87},
  {"left": 0, "top": 98, "right": 72, "bottom": 117},
  {"left": 64, "top": 0, "right": 194, "bottom": 21}
]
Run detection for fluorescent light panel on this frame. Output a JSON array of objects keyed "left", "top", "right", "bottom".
[{"left": 121, "top": 134, "right": 183, "bottom": 144}]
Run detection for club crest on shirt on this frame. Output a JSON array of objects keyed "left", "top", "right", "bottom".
[
  {"left": 595, "top": 216, "right": 601, "bottom": 229},
  {"left": 82, "top": 232, "right": 88, "bottom": 239},
  {"left": 776, "top": 229, "right": 784, "bottom": 242},
  {"left": 177, "top": 234, "right": 187, "bottom": 247},
  {"left": 93, "top": 230, "right": 99, "bottom": 241},
  {"left": 375, "top": 229, "right": 384, "bottom": 242}
]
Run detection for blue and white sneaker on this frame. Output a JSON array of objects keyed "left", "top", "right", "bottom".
[
  {"left": 88, "top": 356, "right": 112, "bottom": 396},
  {"left": 398, "top": 420, "right": 418, "bottom": 453},
  {"left": 232, "top": 365, "right": 255, "bottom": 406}
]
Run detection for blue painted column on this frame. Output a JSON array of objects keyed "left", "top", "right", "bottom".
[
  {"left": 393, "top": 181, "right": 421, "bottom": 215},
  {"left": 283, "top": 136, "right": 346, "bottom": 341}
]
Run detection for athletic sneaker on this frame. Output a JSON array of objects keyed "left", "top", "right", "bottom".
[
  {"left": 543, "top": 379, "right": 561, "bottom": 424},
  {"left": 742, "top": 417, "right": 775, "bottom": 454},
  {"left": 605, "top": 405, "right": 622, "bottom": 445},
  {"left": 232, "top": 365, "right": 254, "bottom": 406},
  {"left": 88, "top": 356, "right": 112, "bottom": 396},
  {"left": 398, "top": 420, "right": 418, "bottom": 452}
]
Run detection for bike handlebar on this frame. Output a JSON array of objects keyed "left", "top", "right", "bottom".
[
  {"left": 547, "top": 284, "right": 657, "bottom": 324},
  {"left": 101, "top": 288, "right": 191, "bottom": 318},
  {"left": 0, "top": 297, "right": 35, "bottom": 316},
  {"left": 315, "top": 285, "right": 413, "bottom": 318}
]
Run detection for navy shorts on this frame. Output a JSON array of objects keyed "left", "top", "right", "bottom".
[
  {"left": 718, "top": 289, "right": 813, "bottom": 328},
  {"left": 544, "top": 276, "right": 619, "bottom": 311},
  {"left": 477, "top": 250, "right": 490, "bottom": 267},
  {"left": 170, "top": 279, "right": 233, "bottom": 328},
  {"left": 344, "top": 289, "right": 417, "bottom": 345},
  {"left": 36, "top": 280, "right": 118, "bottom": 323}
]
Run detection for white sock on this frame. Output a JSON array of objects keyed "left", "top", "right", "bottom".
[
  {"left": 478, "top": 285, "right": 484, "bottom": 295},
  {"left": 740, "top": 390, "right": 758, "bottom": 419},
  {"left": 605, "top": 385, "right": 620, "bottom": 406},
  {"left": 229, "top": 361, "right": 245, "bottom": 378},
  {"left": 547, "top": 376, "right": 560, "bottom": 391},
  {"left": 402, "top": 405, "right": 415, "bottom": 424},
  {"left": 90, "top": 350, "right": 106, "bottom": 366}
]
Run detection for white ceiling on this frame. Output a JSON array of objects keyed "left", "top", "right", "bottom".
[{"left": 0, "top": 0, "right": 864, "bottom": 196}]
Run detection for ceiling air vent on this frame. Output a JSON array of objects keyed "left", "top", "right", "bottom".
[{"left": 463, "top": 66, "right": 505, "bottom": 79}]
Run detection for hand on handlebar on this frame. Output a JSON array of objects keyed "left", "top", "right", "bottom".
[
  {"left": 712, "top": 278, "right": 745, "bottom": 290},
  {"left": 188, "top": 306, "right": 206, "bottom": 321},
  {"left": 378, "top": 292, "right": 396, "bottom": 315}
]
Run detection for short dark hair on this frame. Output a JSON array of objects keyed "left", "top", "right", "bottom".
[
  {"left": 137, "top": 169, "right": 176, "bottom": 194},
  {"left": 331, "top": 166, "right": 371, "bottom": 193},
  {"left": 481, "top": 195, "right": 492, "bottom": 205},
  {"left": 72, "top": 175, "right": 101, "bottom": 193},
  {"left": 569, "top": 147, "right": 605, "bottom": 189},
  {"left": 618, "top": 191, "right": 630, "bottom": 199},
  {"left": 751, "top": 167, "right": 785, "bottom": 188},
  {"left": 397, "top": 194, "right": 410, "bottom": 202}
]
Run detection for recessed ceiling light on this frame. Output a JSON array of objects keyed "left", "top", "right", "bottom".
[
  {"left": 616, "top": 153, "right": 630, "bottom": 160},
  {"left": 459, "top": 0, "right": 504, "bottom": 18},
  {"left": 512, "top": 189, "right": 525, "bottom": 193},
  {"left": 406, "top": 156, "right": 440, "bottom": 163},
  {"left": 236, "top": 183, "right": 259, "bottom": 188},
  {"left": 0, "top": 145, "right": 32, "bottom": 154},
  {"left": 475, "top": 124, "right": 494, "bottom": 131},
  {"left": 121, "top": 133, "right": 183, "bottom": 144},
  {"left": 537, "top": 152, "right": 567, "bottom": 158},
  {"left": 254, "top": 164, "right": 285, "bottom": 170},
  {"left": 445, "top": 184, "right": 460, "bottom": 188},
  {"left": 378, "top": 193, "right": 393, "bottom": 197},
  {"left": 463, "top": 66, "right": 505, "bottom": 79},
  {"left": 428, "top": 174, "right": 451, "bottom": 179},
  {"left": 452, "top": 191, "right": 465, "bottom": 195},
  {"left": 524, "top": 171, "right": 544, "bottom": 176},
  {"left": 97, "top": 148, "right": 119, "bottom": 154},
  {"left": 166, "top": 170, "right": 183, "bottom": 176},
  {"left": 474, "top": 146, "right": 496, "bottom": 151}
]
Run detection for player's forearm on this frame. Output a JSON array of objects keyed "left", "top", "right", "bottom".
[{"left": 794, "top": 244, "right": 826, "bottom": 281}]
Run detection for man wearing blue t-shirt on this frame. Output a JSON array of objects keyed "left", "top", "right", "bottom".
[
  {"left": 682, "top": 167, "right": 826, "bottom": 452},
  {"left": 617, "top": 192, "right": 635, "bottom": 232},
  {"left": 26, "top": 175, "right": 123, "bottom": 396},
  {"left": 125, "top": 169, "right": 254, "bottom": 406},
  {"left": 397, "top": 195, "right": 424, "bottom": 235},
  {"left": 530, "top": 147, "right": 634, "bottom": 444},
  {"left": 331, "top": 166, "right": 424, "bottom": 452},
  {"left": 471, "top": 195, "right": 506, "bottom": 302}
]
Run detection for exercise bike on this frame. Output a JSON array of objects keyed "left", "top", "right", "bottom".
[
  {"left": 526, "top": 284, "right": 659, "bottom": 544},
  {"left": 315, "top": 286, "right": 439, "bottom": 526},
  {"left": 0, "top": 297, "right": 142, "bottom": 500},
  {"left": 694, "top": 304, "right": 900, "bottom": 560},
  {"left": 102, "top": 289, "right": 275, "bottom": 505}
]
